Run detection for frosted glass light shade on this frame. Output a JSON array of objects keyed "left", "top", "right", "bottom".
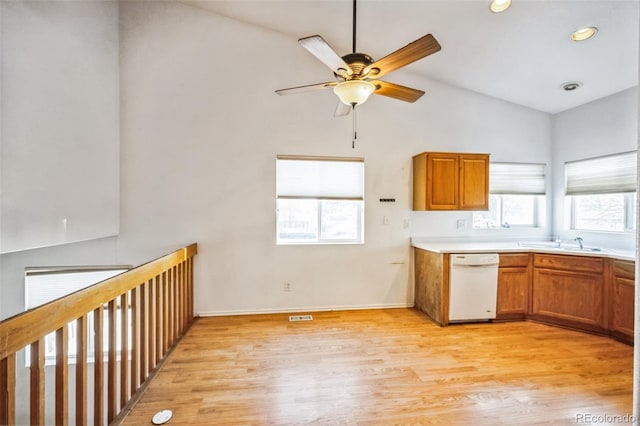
[
  {"left": 489, "top": 0, "right": 511, "bottom": 13},
  {"left": 333, "top": 80, "right": 376, "bottom": 106}
]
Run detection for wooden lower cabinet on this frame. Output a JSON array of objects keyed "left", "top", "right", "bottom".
[
  {"left": 496, "top": 253, "right": 530, "bottom": 320},
  {"left": 610, "top": 260, "right": 635, "bottom": 344},
  {"left": 531, "top": 254, "right": 607, "bottom": 333},
  {"left": 414, "top": 248, "right": 449, "bottom": 325},
  {"left": 414, "top": 248, "right": 634, "bottom": 345}
]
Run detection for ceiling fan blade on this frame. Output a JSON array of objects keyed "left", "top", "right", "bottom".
[
  {"left": 275, "top": 81, "right": 337, "bottom": 96},
  {"left": 373, "top": 80, "right": 425, "bottom": 103},
  {"left": 299, "top": 35, "right": 353, "bottom": 77},
  {"left": 334, "top": 101, "right": 351, "bottom": 117},
  {"left": 364, "top": 34, "right": 441, "bottom": 79}
]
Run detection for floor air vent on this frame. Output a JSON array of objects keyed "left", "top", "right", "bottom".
[{"left": 289, "top": 315, "right": 313, "bottom": 322}]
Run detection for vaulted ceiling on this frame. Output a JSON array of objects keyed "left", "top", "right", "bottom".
[{"left": 182, "top": 0, "right": 639, "bottom": 114}]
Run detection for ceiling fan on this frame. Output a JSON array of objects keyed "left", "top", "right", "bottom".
[{"left": 275, "top": 0, "right": 442, "bottom": 117}]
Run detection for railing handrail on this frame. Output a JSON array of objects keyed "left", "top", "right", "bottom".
[
  {"left": 0, "top": 243, "right": 197, "bottom": 425},
  {"left": 0, "top": 243, "right": 197, "bottom": 361}
]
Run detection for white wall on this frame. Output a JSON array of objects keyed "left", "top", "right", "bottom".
[
  {"left": 551, "top": 87, "right": 639, "bottom": 251},
  {"left": 0, "top": 0, "right": 120, "bottom": 254},
  {"left": 117, "top": 1, "right": 554, "bottom": 316},
  {"left": 1, "top": 1, "right": 634, "bottom": 320},
  {"left": 0, "top": 236, "right": 118, "bottom": 320},
  {"left": 408, "top": 94, "right": 552, "bottom": 241}
]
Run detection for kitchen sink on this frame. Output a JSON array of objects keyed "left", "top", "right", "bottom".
[
  {"left": 518, "top": 242, "right": 602, "bottom": 252},
  {"left": 518, "top": 242, "right": 560, "bottom": 249},
  {"left": 560, "top": 246, "right": 602, "bottom": 252}
]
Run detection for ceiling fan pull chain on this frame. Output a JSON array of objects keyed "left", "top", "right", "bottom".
[{"left": 352, "top": 103, "right": 357, "bottom": 148}]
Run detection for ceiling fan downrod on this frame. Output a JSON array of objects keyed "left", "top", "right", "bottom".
[{"left": 352, "top": 0, "right": 357, "bottom": 54}]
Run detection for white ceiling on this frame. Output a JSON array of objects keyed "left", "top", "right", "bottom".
[{"left": 182, "top": 0, "right": 639, "bottom": 114}]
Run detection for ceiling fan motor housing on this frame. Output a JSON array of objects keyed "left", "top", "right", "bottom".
[{"left": 336, "top": 52, "right": 376, "bottom": 80}]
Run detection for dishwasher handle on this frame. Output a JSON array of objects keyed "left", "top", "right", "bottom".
[{"left": 450, "top": 253, "right": 500, "bottom": 267}]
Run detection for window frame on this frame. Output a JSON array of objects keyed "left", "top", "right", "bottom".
[
  {"left": 569, "top": 193, "right": 636, "bottom": 233},
  {"left": 473, "top": 162, "right": 546, "bottom": 229},
  {"left": 565, "top": 151, "right": 637, "bottom": 233}
]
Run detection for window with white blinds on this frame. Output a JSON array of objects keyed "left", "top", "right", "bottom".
[
  {"left": 276, "top": 156, "right": 364, "bottom": 244},
  {"left": 565, "top": 151, "right": 637, "bottom": 195},
  {"left": 473, "top": 162, "right": 546, "bottom": 229},
  {"left": 24, "top": 266, "right": 130, "bottom": 365},
  {"left": 490, "top": 162, "right": 546, "bottom": 195}
]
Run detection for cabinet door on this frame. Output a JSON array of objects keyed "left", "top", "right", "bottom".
[
  {"left": 459, "top": 154, "right": 489, "bottom": 210},
  {"left": 532, "top": 269, "right": 605, "bottom": 331},
  {"left": 611, "top": 276, "right": 634, "bottom": 342},
  {"left": 497, "top": 267, "right": 529, "bottom": 320},
  {"left": 426, "top": 153, "right": 459, "bottom": 210}
]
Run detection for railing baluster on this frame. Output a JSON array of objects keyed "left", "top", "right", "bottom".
[
  {"left": 55, "top": 326, "right": 69, "bottom": 425},
  {"left": 162, "top": 270, "right": 169, "bottom": 355},
  {"left": 0, "top": 354, "right": 16, "bottom": 425},
  {"left": 188, "top": 257, "right": 194, "bottom": 323},
  {"left": 149, "top": 277, "right": 157, "bottom": 371},
  {"left": 0, "top": 243, "right": 197, "bottom": 426},
  {"left": 107, "top": 299, "right": 117, "bottom": 422},
  {"left": 30, "top": 338, "right": 45, "bottom": 425},
  {"left": 177, "top": 262, "right": 183, "bottom": 336},
  {"left": 120, "top": 291, "right": 130, "bottom": 409},
  {"left": 165, "top": 268, "right": 176, "bottom": 353},
  {"left": 76, "top": 316, "right": 88, "bottom": 426},
  {"left": 155, "top": 274, "right": 163, "bottom": 364},
  {"left": 131, "top": 286, "right": 140, "bottom": 396},
  {"left": 94, "top": 306, "right": 104, "bottom": 426},
  {"left": 140, "top": 280, "right": 148, "bottom": 382}
]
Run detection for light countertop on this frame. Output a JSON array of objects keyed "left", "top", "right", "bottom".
[{"left": 411, "top": 240, "right": 635, "bottom": 262}]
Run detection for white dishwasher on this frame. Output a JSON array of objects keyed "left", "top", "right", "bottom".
[{"left": 448, "top": 253, "right": 499, "bottom": 322}]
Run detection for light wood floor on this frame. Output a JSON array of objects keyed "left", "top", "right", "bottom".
[{"left": 120, "top": 309, "right": 633, "bottom": 425}]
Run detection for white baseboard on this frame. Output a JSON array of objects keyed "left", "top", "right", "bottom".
[{"left": 197, "top": 302, "right": 412, "bottom": 317}]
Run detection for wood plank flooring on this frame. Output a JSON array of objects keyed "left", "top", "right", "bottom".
[{"left": 120, "top": 309, "right": 633, "bottom": 425}]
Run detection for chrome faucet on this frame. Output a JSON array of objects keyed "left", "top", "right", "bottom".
[{"left": 574, "top": 236, "right": 584, "bottom": 249}]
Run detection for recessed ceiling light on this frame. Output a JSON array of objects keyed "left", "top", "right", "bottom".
[
  {"left": 489, "top": 0, "right": 512, "bottom": 13},
  {"left": 561, "top": 81, "right": 582, "bottom": 91},
  {"left": 571, "top": 26, "right": 598, "bottom": 41}
]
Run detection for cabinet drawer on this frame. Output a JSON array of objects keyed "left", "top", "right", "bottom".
[
  {"left": 499, "top": 253, "right": 529, "bottom": 268},
  {"left": 613, "top": 260, "right": 635, "bottom": 281},
  {"left": 533, "top": 254, "right": 603, "bottom": 274}
]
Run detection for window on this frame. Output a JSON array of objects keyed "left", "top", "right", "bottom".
[
  {"left": 24, "top": 266, "right": 130, "bottom": 365},
  {"left": 566, "top": 151, "right": 637, "bottom": 232},
  {"left": 276, "top": 156, "right": 364, "bottom": 244},
  {"left": 473, "top": 162, "right": 546, "bottom": 228}
]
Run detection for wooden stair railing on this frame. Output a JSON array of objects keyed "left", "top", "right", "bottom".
[{"left": 0, "top": 243, "right": 197, "bottom": 425}]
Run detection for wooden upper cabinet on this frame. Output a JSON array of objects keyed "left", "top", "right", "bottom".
[
  {"left": 426, "top": 153, "right": 459, "bottom": 209},
  {"left": 412, "top": 152, "right": 489, "bottom": 211}
]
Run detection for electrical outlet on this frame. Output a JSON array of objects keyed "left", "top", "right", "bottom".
[
  {"left": 456, "top": 219, "right": 465, "bottom": 229},
  {"left": 283, "top": 282, "right": 291, "bottom": 292}
]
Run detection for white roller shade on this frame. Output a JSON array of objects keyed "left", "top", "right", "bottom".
[
  {"left": 490, "top": 163, "right": 546, "bottom": 195},
  {"left": 277, "top": 156, "right": 364, "bottom": 199},
  {"left": 565, "top": 151, "right": 637, "bottom": 195},
  {"left": 25, "top": 267, "right": 130, "bottom": 310}
]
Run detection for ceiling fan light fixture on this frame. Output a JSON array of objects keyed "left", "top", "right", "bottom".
[
  {"left": 333, "top": 80, "right": 376, "bottom": 106},
  {"left": 489, "top": 0, "right": 512, "bottom": 13},
  {"left": 570, "top": 26, "right": 598, "bottom": 41}
]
